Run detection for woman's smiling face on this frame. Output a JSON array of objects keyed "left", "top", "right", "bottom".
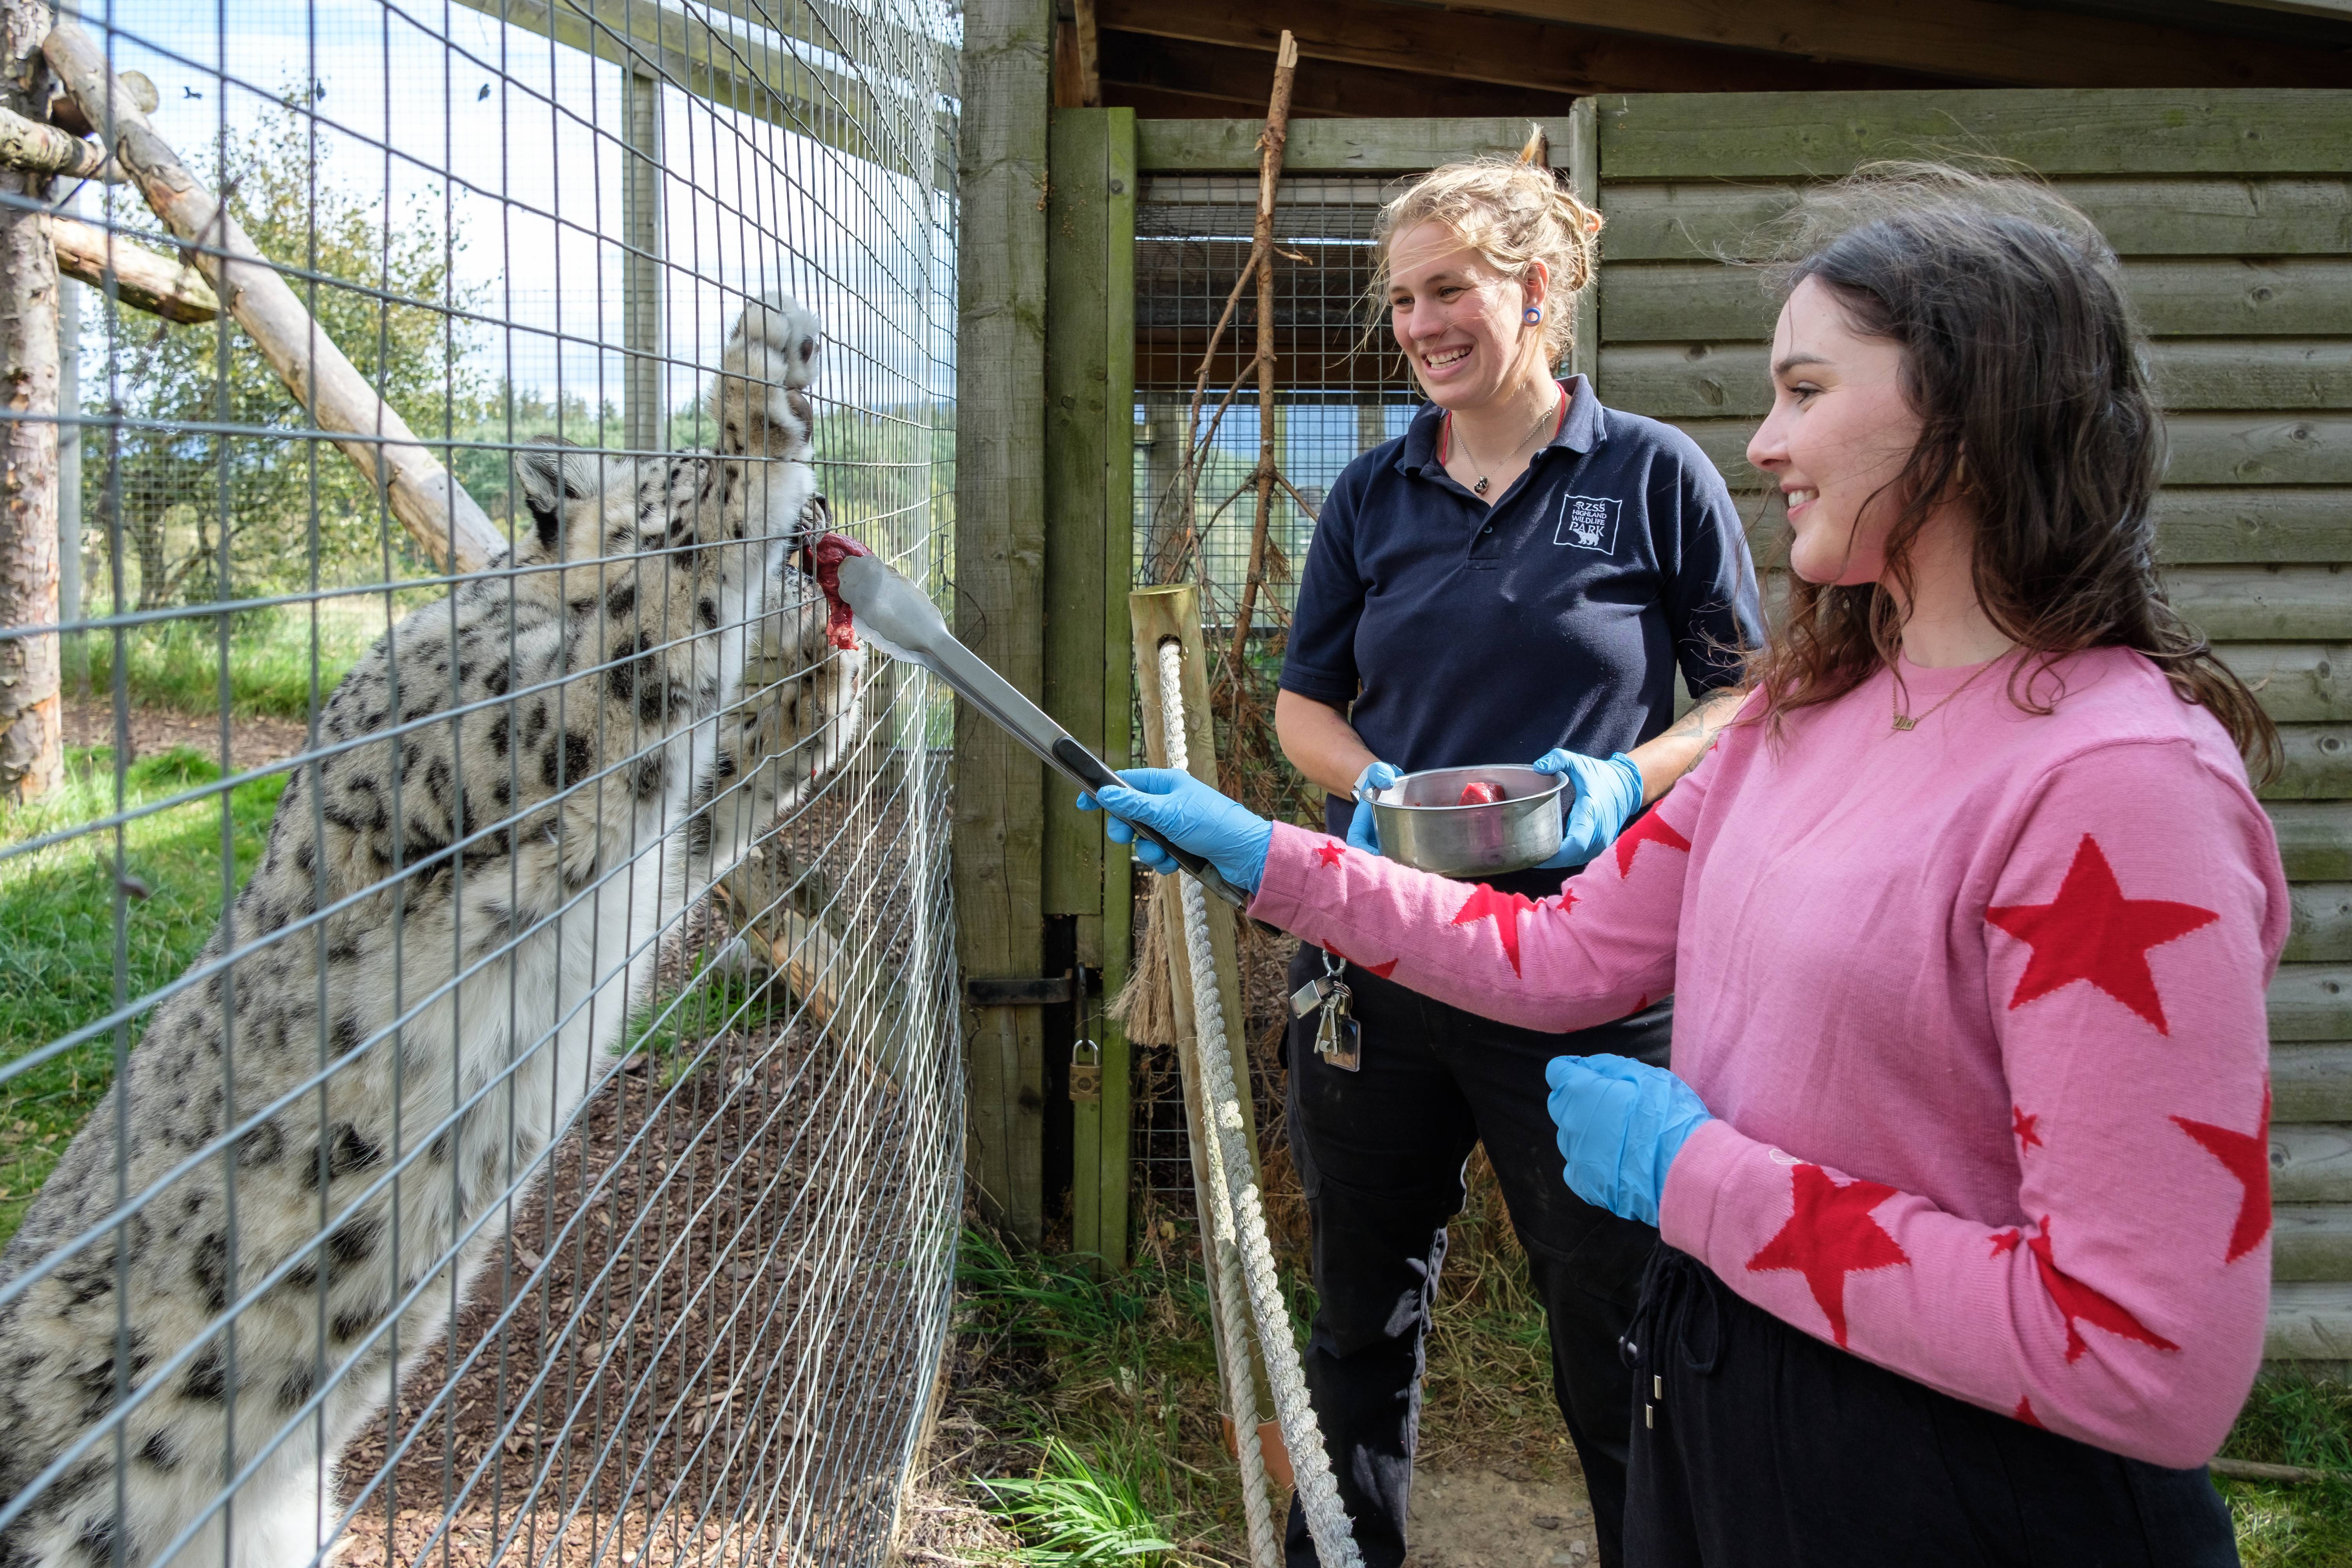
[
  {"left": 1747, "top": 275, "right": 1925, "bottom": 587},
  {"left": 1387, "top": 220, "right": 1544, "bottom": 410}
]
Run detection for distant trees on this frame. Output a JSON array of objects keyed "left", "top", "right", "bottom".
[{"left": 85, "top": 96, "right": 483, "bottom": 609}]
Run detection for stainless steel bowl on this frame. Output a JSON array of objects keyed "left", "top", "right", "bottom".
[{"left": 1364, "top": 764, "right": 1564, "bottom": 877}]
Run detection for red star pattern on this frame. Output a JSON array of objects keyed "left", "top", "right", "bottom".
[
  {"left": 2171, "top": 1083, "right": 2272, "bottom": 1263},
  {"left": 1984, "top": 835, "right": 2218, "bottom": 1034},
  {"left": 1322, "top": 941, "right": 1399, "bottom": 980},
  {"left": 1612, "top": 811, "right": 1692, "bottom": 879},
  {"left": 1744, "top": 1165, "right": 1911, "bottom": 1348},
  {"left": 2014, "top": 1396, "right": 2045, "bottom": 1429},
  {"left": 1989, "top": 1228, "right": 2021, "bottom": 1258},
  {"left": 2012, "top": 1106, "right": 2043, "bottom": 1155},
  {"left": 1313, "top": 840, "right": 1347, "bottom": 868},
  {"left": 2026, "top": 1218, "right": 2179, "bottom": 1362},
  {"left": 1451, "top": 884, "right": 1541, "bottom": 978}
]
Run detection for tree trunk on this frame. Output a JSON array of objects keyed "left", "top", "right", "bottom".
[{"left": 0, "top": 0, "right": 59, "bottom": 800}]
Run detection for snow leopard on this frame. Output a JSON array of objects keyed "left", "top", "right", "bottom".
[{"left": 0, "top": 291, "right": 864, "bottom": 1568}]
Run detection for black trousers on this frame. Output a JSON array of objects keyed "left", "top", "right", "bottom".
[
  {"left": 1280, "top": 938, "right": 1671, "bottom": 1568},
  {"left": 1622, "top": 1247, "right": 2240, "bottom": 1567}
]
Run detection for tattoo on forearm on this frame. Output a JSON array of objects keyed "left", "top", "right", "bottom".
[{"left": 1667, "top": 688, "right": 1748, "bottom": 779}]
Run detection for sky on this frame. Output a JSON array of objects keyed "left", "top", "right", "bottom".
[{"left": 75, "top": 0, "right": 959, "bottom": 414}]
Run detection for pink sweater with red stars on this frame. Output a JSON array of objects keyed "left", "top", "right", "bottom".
[{"left": 1250, "top": 646, "right": 2287, "bottom": 1469}]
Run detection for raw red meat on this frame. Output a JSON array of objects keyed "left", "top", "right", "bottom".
[
  {"left": 806, "top": 532, "right": 871, "bottom": 651},
  {"left": 1457, "top": 780, "right": 1507, "bottom": 805}
]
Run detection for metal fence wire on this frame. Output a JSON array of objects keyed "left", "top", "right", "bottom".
[
  {"left": 0, "top": 1, "right": 962, "bottom": 1564},
  {"left": 1130, "top": 173, "right": 1412, "bottom": 1210}
]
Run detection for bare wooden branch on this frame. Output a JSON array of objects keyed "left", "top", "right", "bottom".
[
  {"left": 1227, "top": 30, "right": 1298, "bottom": 675},
  {"left": 44, "top": 65, "right": 151, "bottom": 138},
  {"left": 52, "top": 216, "right": 219, "bottom": 322},
  {"left": 0, "top": 101, "right": 118, "bottom": 181},
  {"left": 44, "top": 21, "right": 505, "bottom": 576}
]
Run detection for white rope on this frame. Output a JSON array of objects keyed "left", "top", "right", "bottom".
[{"left": 1158, "top": 639, "right": 1363, "bottom": 1568}]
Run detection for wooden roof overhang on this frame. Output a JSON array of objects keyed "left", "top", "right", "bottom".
[{"left": 1056, "top": 0, "right": 2352, "bottom": 118}]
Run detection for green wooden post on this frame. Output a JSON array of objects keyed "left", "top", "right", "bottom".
[
  {"left": 955, "top": 0, "right": 1053, "bottom": 1246},
  {"left": 1045, "top": 105, "right": 1137, "bottom": 1269}
]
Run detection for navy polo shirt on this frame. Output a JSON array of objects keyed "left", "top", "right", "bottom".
[{"left": 1281, "top": 376, "right": 1765, "bottom": 840}]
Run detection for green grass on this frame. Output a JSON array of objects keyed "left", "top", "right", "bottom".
[
  {"left": 2221, "top": 1373, "right": 2352, "bottom": 1566},
  {"left": 955, "top": 1227, "right": 1241, "bottom": 1562},
  {"left": 0, "top": 746, "right": 287, "bottom": 1245},
  {"left": 81, "top": 604, "right": 387, "bottom": 721},
  {"left": 978, "top": 1437, "right": 1181, "bottom": 1564}
]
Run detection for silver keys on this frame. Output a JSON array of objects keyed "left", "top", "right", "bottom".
[
  {"left": 1314, "top": 979, "right": 1361, "bottom": 1072},
  {"left": 1290, "top": 974, "right": 1332, "bottom": 1019}
]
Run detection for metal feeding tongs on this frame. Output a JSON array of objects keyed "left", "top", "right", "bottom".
[{"left": 831, "top": 550, "right": 1250, "bottom": 908}]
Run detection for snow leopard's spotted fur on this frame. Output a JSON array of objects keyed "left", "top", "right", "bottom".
[{"left": 0, "top": 293, "right": 863, "bottom": 1568}]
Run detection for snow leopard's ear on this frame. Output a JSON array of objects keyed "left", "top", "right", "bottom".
[{"left": 514, "top": 437, "right": 598, "bottom": 560}]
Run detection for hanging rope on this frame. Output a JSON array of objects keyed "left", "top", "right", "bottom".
[{"left": 1158, "top": 637, "right": 1363, "bottom": 1568}]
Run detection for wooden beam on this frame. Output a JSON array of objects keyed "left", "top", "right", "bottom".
[
  {"left": 1138, "top": 114, "right": 1578, "bottom": 171},
  {"left": 0, "top": 0, "right": 58, "bottom": 802},
  {"left": 1045, "top": 107, "right": 1137, "bottom": 1266},
  {"left": 1604, "top": 340, "right": 2352, "bottom": 419},
  {"left": 0, "top": 101, "right": 116, "bottom": 181},
  {"left": 1442, "top": 0, "right": 2349, "bottom": 87},
  {"left": 1595, "top": 88, "right": 2352, "bottom": 181},
  {"left": 1097, "top": 0, "right": 1979, "bottom": 97},
  {"left": 47, "top": 23, "right": 506, "bottom": 577},
  {"left": 444, "top": 0, "right": 939, "bottom": 185},
  {"left": 1598, "top": 177, "right": 2352, "bottom": 262},
  {"left": 51, "top": 216, "right": 218, "bottom": 323},
  {"left": 2276, "top": 1040, "right": 2352, "bottom": 1120},
  {"left": 1100, "top": 31, "right": 1581, "bottom": 121},
  {"left": 954, "top": 0, "right": 1054, "bottom": 1246},
  {"left": 2269, "top": 732, "right": 2352, "bottom": 802},
  {"left": 2276, "top": 803, "right": 2352, "bottom": 882},
  {"left": 1675, "top": 412, "right": 2352, "bottom": 491},
  {"left": 1603, "top": 258, "right": 2352, "bottom": 344}
]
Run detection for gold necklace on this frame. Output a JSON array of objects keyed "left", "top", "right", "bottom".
[
  {"left": 1890, "top": 660, "right": 1997, "bottom": 732},
  {"left": 1447, "top": 390, "right": 1562, "bottom": 497}
]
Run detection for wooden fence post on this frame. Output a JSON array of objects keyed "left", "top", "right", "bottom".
[
  {"left": 954, "top": 0, "right": 1054, "bottom": 1245},
  {"left": 1046, "top": 104, "right": 1134, "bottom": 1268},
  {"left": 0, "top": 0, "right": 59, "bottom": 802}
]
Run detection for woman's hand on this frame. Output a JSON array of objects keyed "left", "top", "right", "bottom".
[
  {"left": 1078, "top": 768, "right": 1275, "bottom": 894},
  {"left": 1345, "top": 760, "right": 1401, "bottom": 856},
  {"left": 1532, "top": 748, "right": 1644, "bottom": 868},
  {"left": 1545, "top": 1054, "right": 1713, "bottom": 1229}
]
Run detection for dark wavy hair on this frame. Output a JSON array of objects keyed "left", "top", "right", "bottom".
[{"left": 1747, "top": 163, "right": 2278, "bottom": 782}]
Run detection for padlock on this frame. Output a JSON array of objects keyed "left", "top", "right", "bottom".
[{"left": 1068, "top": 1039, "right": 1103, "bottom": 1103}]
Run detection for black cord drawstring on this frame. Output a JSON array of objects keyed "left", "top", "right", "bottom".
[{"left": 1620, "top": 1248, "right": 1726, "bottom": 1431}]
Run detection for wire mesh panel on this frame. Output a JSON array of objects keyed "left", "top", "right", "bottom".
[
  {"left": 1129, "top": 173, "right": 1412, "bottom": 1211},
  {"left": 0, "top": 0, "right": 960, "bottom": 1564}
]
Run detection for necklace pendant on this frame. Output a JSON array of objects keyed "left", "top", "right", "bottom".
[
  {"left": 1473, "top": 476, "right": 1490, "bottom": 496},
  {"left": 1891, "top": 714, "right": 1917, "bottom": 732}
]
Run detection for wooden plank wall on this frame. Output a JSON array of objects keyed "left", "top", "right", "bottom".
[
  {"left": 1590, "top": 89, "right": 2352, "bottom": 1360},
  {"left": 1045, "top": 107, "right": 1140, "bottom": 1267}
]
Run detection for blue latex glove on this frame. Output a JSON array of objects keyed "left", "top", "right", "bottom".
[
  {"left": 1532, "top": 749, "right": 1645, "bottom": 870},
  {"left": 1345, "top": 760, "right": 1401, "bottom": 856},
  {"left": 1544, "top": 1053, "right": 1713, "bottom": 1229},
  {"left": 1078, "top": 767, "right": 1275, "bottom": 894}
]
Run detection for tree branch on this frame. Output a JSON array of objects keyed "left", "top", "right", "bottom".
[
  {"left": 44, "top": 21, "right": 504, "bottom": 575},
  {"left": 52, "top": 216, "right": 218, "bottom": 322}
]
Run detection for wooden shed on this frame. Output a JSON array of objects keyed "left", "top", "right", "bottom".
[{"left": 953, "top": 0, "right": 2352, "bottom": 1367}]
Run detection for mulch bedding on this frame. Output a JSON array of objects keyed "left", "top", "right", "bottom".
[{"left": 329, "top": 770, "right": 958, "bottom": 1568}]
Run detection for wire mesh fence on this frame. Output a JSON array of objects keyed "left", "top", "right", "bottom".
[
  {"left": 0, "top": 1, "right": 961, "bottom": 1564},
  {"left": 1129, "top": 172, "right": 1411, "bottom": 1212}
]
